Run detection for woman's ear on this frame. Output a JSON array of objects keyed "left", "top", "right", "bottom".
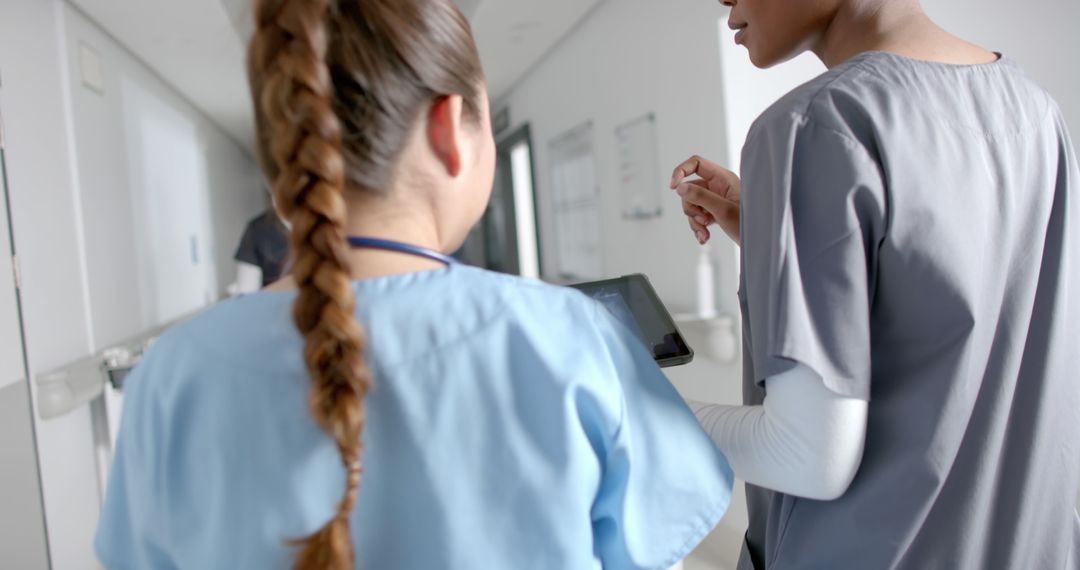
[{"left": 427, "top": 95, "right": 466, "bottom": 177}]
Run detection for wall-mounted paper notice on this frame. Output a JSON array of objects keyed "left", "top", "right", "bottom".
[
  {"left": 549, "top": 122, "right": 603, "bottom": 281},
  {"left": 615, "top": 113, "right": 662, "bottom": 220}
]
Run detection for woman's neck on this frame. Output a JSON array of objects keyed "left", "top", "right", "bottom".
[
  {"left": 266, "top": 198, "right": 450, "bottom": 292},
  {"left": 343, "top": 199, "right": 451, "bottom": 279},
  {"left": 813, "top": 1, "right": 997, "bottom": 69}
]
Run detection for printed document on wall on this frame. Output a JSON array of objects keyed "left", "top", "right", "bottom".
[
  {"left": 549, "top": 122, "right": 603, "bottom": 281},
  {"left": 616, "top": 113, "right": 662, "bottom": 220}
]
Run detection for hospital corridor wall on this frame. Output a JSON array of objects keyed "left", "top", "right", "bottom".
[
  {"left": 0, "top": 0, "right": 263, "bottom": 567},
  {"left": 1, "top": 1, "right": 101, "bottom": 567},
  {"left": 59, "top": 3, "right": 265, "bottom": 350},
  {"left": 0, "top": 92, "right": 51, "bottom": 567}
]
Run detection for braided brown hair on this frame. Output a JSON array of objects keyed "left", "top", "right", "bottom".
[{"left": 247, "top": 0, "right": 484, "bottom": 568}]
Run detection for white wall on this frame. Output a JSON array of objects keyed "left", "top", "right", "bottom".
[
  {"left": 61, "top": 4, "right": 264, "bottom": 349},
  {"left": 499, "top": 0, "right": 738, "bottom": 313},
  {"left": 498, "top": 0, "right": 743, "bottom": 350},
  {"left": 0, "top": 94, "right": 50, "bottom": 568},
  {"left": 1, "top": 1, "right": 263, "bottom": 567},
  {"left": 0, "top": 1, "right": 103, "bottom": 567},
  {"left": 0, "top": 139, "right": 25, "bottom": 394},
  {"left": 0, "top": 382, "right": 51, "bottom": 570}
]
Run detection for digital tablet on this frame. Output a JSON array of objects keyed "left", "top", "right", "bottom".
[{"left": 571, "top": 274, "right": 694, "bottom": 367}]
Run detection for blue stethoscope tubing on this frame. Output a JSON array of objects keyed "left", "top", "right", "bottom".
[{"left": 346, "top": 236, "right": 460, "bottom": 266}]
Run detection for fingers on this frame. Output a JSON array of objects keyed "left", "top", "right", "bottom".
[
  {"left": 683, "top": 199, "right": 714, "bottom": 245},
  {"left": 684, "top": 180, "right": 717, "bottom": 225},
  {"left": 676, "top": 181, "right": 735, "bottom": 216},
  {"left": 671, "top": 159, "right": 736, "bottom": 246},
  {"left": 670, "top": 155, "right": 727, "bottom": 189},
  {"left": 670, "top": 159, "right": 741, "bottom": 246},
  {"left": 682, "top": 200, "right": 715, "bottom": 225},
  {"left": 681, "top": 183, "right": 715, "bottom": 244},
  {"left": 671, "top": 157, "right": 742, "bottom": 204},
  {"left": 682, "top": 196, "right": 717, "bottom": 218},
  {"left": 678, "top": 182, "right": 739, "bottom": 246},
  {"left": 688, "top": 217, "right": 711, "bottom": 245}
]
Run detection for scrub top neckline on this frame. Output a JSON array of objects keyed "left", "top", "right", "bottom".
[
  {"left": 250, "top": 263, "right": 461, "bottom": 299},
  {"left": 850, "top": 50, "right": 1011, "bottom": 72}
]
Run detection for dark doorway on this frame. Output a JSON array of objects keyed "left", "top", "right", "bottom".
[{"left": 456, "top": 124, "right": 542, "bottom": 278}]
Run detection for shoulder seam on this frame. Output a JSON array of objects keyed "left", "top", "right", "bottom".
[
  {"left": 745, "top": 57, "right": 875, "bottom": 150},
  {"left": 162, "top": 275, "right": 585, "bottom": 377},
  {"left": 801, "top": 57, "right": 876, "bottom": 118},
  {"left": 746, "top": 111, "right": 882, "bottom": 178},
  {"left": 801, "top": 115, "right": 881, "bottom": 172}
]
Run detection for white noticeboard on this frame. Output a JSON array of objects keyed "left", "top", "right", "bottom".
[
  {"left": 549, "top": 122, "right": 603, "bottom": 281},
  {"left": 615, "top": 113, "right": 662, "bottom": 220}
]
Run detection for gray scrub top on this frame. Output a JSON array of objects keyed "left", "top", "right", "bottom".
[{"left": 736, "top": 51, "right": 1080, "bottom": 570}]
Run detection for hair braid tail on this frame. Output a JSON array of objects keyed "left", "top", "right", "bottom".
[{"left": 249, "top": 1, "right": 373, "bottom": 568}]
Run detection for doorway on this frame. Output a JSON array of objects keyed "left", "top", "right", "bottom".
[{"left": 457, "top": 124, "right": 543, "bottom": 278}]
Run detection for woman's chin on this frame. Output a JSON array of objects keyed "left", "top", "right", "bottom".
[
  {"left": 748, "top": 45, "right": 806, "bottom": 70},
  {"left": 747, "top": 45, "right": 782, "bottom": 69}
]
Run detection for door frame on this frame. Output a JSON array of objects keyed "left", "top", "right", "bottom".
[{"left": 493, "top": 123, "right": 544, "bottom": 278}]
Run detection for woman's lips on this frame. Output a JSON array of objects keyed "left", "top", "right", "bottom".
[{"left": 734, "top": 28, "right": 748, "bottom": 45}]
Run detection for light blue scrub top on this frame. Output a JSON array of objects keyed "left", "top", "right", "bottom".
[{"left": 96, "top": 265, "right": 734, "bottom": 569}]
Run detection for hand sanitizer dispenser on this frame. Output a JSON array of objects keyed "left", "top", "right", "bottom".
[
  {"left": 696, "top": 244, "right": 718, "bottom": 319},
  {"left": 675, "top": 243, "right": 739, "bottom": 364}
]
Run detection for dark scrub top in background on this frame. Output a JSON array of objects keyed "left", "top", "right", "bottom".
[
  {"left": 235, "top": 211, "right": 289, "bottom": 287},
  {"left": 737, "top": 52, "right": 1080, "bottom": 569}
]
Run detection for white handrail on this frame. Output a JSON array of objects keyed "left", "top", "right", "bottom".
[{"left": 33, "top": 312, "right": 195, "bottom": 420}]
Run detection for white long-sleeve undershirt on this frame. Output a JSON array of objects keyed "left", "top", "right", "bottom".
[{"left": 689, "top": 364, "right": 868, "bottom": 501}]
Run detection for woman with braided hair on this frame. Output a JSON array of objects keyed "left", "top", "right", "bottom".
[{"left": 95, "top": 0, "right": 733, "bottom": 568}]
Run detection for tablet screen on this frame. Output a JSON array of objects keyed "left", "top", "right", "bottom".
[{"left": 571, "top": 274, "right": 694, "bottom": 367}]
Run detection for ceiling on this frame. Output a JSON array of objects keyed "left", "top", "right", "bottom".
[
  {"left": 68, "top": 0, "right": 254, "bottom": 148},
  {"left": 66, "top": 0, "right": 605, "bottom": 152},
  {"left": 469, "top": 0, "right": 603, "bottom": 101}
]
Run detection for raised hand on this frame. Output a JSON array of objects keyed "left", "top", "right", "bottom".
[{"left": 670, "top": 155, "right": 742, "bottom": 246}]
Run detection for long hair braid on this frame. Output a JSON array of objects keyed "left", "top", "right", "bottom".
[{"left": 248, "top": 0, "right": 371, "bottom": 568}]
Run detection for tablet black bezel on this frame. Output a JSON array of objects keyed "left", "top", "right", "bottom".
[{"left": 571, "top": 273, "right": 695, "bottom": 368}]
